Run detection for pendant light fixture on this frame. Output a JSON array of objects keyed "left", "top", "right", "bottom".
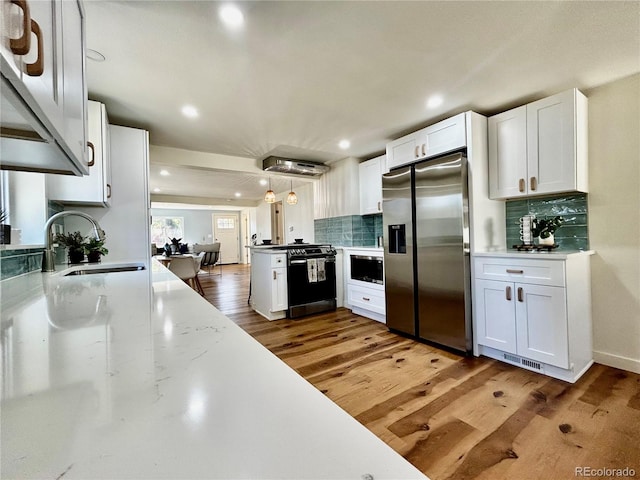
[
  {"left": 264, "top": 178, "right": 276, "bottom": 203},
  {"left": 286, "top": 180, "right": 298, "bottom": 205}
]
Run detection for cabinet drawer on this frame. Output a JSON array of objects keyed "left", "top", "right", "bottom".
[
  {"left": 474, "top": 257, "right": 565, "bottom": 287},
  {"left": 270, "top": 254, "right": 287, "bottom": 267},
  {"left": 348, "top": 284, "right": 385, "bottom": 315}
]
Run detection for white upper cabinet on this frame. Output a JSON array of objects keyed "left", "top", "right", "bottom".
[
  {"left": 47, "top": 101, "right": 110, "bottom": 206},
  {"left": 386, "top": 113, "right": 467, "bottom": 171},
  {"left": 489, "top": 89, "right": 588, "bottom": 199},
  {"left": 0, "top": 0, "right": 88, "bottom": 176},
  {"left": 359, "top": 155, "right": 384, "bottom": 215}
]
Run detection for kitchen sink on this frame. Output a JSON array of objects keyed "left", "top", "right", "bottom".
[{"left": 63, "top": 263, "right": 146, "bottom": 276}]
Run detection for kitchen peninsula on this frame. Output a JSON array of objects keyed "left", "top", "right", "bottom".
[{"left": 0, "top": 260, "right": 426, "bottom": 480}]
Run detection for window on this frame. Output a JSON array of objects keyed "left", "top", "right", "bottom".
[
  {"left": 151, "top": 216, "right": 184, "bottom": 246},
  {"left": 216, "top": 217, "right": 235, "bottom": 229}
]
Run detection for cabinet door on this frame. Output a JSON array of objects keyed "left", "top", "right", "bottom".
[
  {"left": 18, "top": 0, "right": 64, "bottom": 135},
  {"left": 526, "top": 89, "right": 577, "bottom": 195},
  {"left": 515, "top": 283, "right": 568, "bottom": 368},
  {"left": 271, "top": 267, "right": 287, "bottom": 312},
  {"left": 474, "top": 279, "right": 517, "bottom": 354},
  {"left": 386, "top": 132, "right": 418, "bottom": 170},
  {"left": 46, "top": 100, "right": 108, "bottom": 205},
  {"left": 488, "top": 106, "right": 527, "bottom": 199},
  {"left": 418, "top": 112, "right": 467, "bottom": 159},
  {"left": 60, "top": 0, "right": 87, "bottom": 168},
  {"left": 359, "top": 156, "right": 383, "bottom": 215}
]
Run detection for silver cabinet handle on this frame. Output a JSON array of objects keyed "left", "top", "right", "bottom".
[
  {"left": 414, "top": 145, "right": 420, "bottom": 158},
  {"left": 506, "top": 286, "right": 512, "bottom": 301},
  {"left": 517, "top": 287, "right": 524, "bottom": 302},
  {"left": 362, "top": 297, "right": 370, "bottom": 301},
  {"left": 518, "top": 178, "right": 525, "bottom": 193},
  {"left": 506, "top": 269, "right": 524, "bottom": 274},
  {"left": 530, "top": 176, "right": 537, "bottom": 191},
  {"left": 273, "top": 270, "right": 276, "bottom": 280},
  {"left": 421, "top": 143, "right": 426, "bottom": 156}
]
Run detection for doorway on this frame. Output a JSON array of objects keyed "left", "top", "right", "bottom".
[
  {"left": 270, "top": 201, "right": 285, "bottom": 245},
  {"left": 212, "top": 213, "right": 240, "bottom": 264}
]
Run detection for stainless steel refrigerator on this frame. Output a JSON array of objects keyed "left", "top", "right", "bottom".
[{"left": 383, "top": 152, "right": 472, "bottom": 354}]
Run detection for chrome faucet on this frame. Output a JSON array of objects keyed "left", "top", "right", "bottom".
[{"left": 42, "top": 211, "right": 106, "bottom": 272}]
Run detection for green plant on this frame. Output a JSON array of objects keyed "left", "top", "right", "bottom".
[
  {"left": 169, "top": 237, "right": 182, "bottom": 246},
  {"left": 54, "top": 231, "right": 86, "bottom": 250},
  {"left": 532, "top": 216, "right": 564, "bottom": 239},
  {"left": 85, "top": 236, "right": 109, "bottom": 255}
]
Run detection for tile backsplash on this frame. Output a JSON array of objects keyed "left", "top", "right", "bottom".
[
  {"left": 1, "top": 248, "right": 44, "bottom": 280},
  {"left": 506, "top": 193, "right": 589, "bottom": 250},
  {"left": 315, "top": 214, "right": 383, "bottom": 247}
]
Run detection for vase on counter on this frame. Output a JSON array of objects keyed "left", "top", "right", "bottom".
[
  {"left": 538, "top": 234, "right": 555, "bottom": 246},
  {"left": 68, "top": 248, "right": 85, "bottom": 264},
  {"left": 87, "top": 251, "right": 102, "bottom": 263}
]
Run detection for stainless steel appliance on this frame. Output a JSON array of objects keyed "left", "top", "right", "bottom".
[
  {"left": 350, "top": 254, "right": 384, "bottom": 285},
  {"left": 286, "top": 245, "right": 337, "bottom": 318},
  {"left": 383, "top": 152, "right": 472, "bottom": 354}
]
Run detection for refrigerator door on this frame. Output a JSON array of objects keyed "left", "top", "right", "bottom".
[
  {"left": 382, "top": 165, "right": 415, "bottom": 336},
  {"left": 414, "top": 153, "right": 471, "bottom": 352}
]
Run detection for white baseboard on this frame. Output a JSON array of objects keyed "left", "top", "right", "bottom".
[{"left": 593, "top": 350, "right": 640, "bottom": 374}]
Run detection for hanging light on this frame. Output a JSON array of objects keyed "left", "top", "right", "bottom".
[
  {"left": 286, "top": 180, "right": 298, "bottom": 205},
  {"left": 264, "top": 178, "right": 276, "bottom": 203}
]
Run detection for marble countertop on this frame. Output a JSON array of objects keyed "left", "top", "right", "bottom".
[
  {"left": 0, "top": 261, "right": 426, "bottom": 480},
  {"left": 472, "top": 249, "right": 595, "bottom": 259}
]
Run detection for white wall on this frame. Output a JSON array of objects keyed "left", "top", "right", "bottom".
[
  {"left": 255, "top": 183, "right": 314, "bottom": 245},
  {"left": 586, "top": 73, "right": 640, "bottom": 373},
  {"left": 8, "top": 171, "right": 46, "bottom": 245}
]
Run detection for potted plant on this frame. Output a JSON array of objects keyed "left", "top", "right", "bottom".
[
  {"left": 0, "top": 208, "right": 10, "bottom": 245},
  {"left": 169, "top": 237, "right": 182, "bottom": 254},
  {"left": 54, "top": 231, "right": 86, "bottom": 264},
  {"left": 532, "top": 216, "right": 564, "bottom": 246},
  {"left": 85, "top": 236, "right": 109, "bottom": 263}
]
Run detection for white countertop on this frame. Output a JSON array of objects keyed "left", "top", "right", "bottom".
[
  {"left": 0, "top": 261, "right": 426, "bottom": 480},
  {"left": 472, "top": 249, "right": 595, "bottom": 259}
]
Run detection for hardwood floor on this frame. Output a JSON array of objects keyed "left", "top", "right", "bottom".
[{"left": 199, "top": 264, "right": 640, "bottom": 480}]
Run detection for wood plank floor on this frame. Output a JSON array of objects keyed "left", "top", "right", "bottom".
[{"left": 200, "top": 264, "right": 640, "bottom": 480}]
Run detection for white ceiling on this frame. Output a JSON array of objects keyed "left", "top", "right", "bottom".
[{"left": 84, "top": 1, "right": 640, "bottom": 205}]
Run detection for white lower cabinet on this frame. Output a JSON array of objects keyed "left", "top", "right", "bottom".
[
  {"left": 473, "top": 253, "right": 592, "bottom": 383},
  {"left": 250, "top": 251, "right": 288, "bottom": 321}
]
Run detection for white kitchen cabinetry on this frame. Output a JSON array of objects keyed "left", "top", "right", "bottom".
[
  {"left": 344, "top": 248, "right": 385, "bottom": 323},
  {"left": 63, "top": 125, "right": 150, "bottom": 267},
  {"left": 386, "top": 113, "right": 466, "bottom": 170},
  {"left": 0, "top": 0, "right": 88, "bottom": 176},
  {"left": 47, "top": 101, "right": 110, "bottom": 206},
  {"left": 488, "top": 88, "right": 588, "bottom": 199},
  {"left": 473, "top": 252, "right": 593, "bottom": 383},
  {"left": 359, "top": 155, "right": 384, "bottom": 215},
  {"left": 250, "top": 250, "right": 288, "bottom": 321}
]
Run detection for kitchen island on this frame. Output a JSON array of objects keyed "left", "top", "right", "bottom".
[{"left": 0, "top": 260, "right": 426, "bottom": 479}]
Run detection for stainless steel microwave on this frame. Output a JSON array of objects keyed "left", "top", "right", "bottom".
[{"left": 350, "top": 255, "right": 384, "bottom": 285}]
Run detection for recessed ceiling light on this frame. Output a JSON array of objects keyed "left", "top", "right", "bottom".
[
  {"left": 339, "top": 139, "right": 350, "bottom": 150},
  {"left": 235, "top": 192, "right": 241, "bottom": 197},
  {"left": 219, "top": 4, "right": 244, "bottom": 28},
  {"left": 259, "top": 179, "right": 268, "bottom": 186},
  {"left": 426, "top": 95, "right": 443, "bottom": 109},
  {"left": 153, "top": 188, "right": 161, "bottom": 193},
  {"left": 160, "top": 170, "right": 169, "bottom": 176},
  {"left": 86, "top": 48, "right": 105, "bottom": 62},
  {"left": 181, "top": 105, "right": 199, "bottom": 118}
]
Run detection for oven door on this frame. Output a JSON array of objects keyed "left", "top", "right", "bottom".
[{"left": 287, "top": 255, "right": 337, "bottom": 318}]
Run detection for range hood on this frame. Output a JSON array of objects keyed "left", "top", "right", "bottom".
[{"left": 262, "top": 156, "right": 330, "bottom": 177}]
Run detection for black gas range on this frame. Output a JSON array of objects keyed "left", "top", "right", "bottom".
[{"left": 283, "top": 244, "right": 337, "bottom": 318}]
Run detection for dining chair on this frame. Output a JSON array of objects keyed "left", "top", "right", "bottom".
[
  {"left": 194, "top": 242, "right": 222, "bottom": 276},
  {"left": 168, "top": 256, "right": 204, "bottom": 296}
]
